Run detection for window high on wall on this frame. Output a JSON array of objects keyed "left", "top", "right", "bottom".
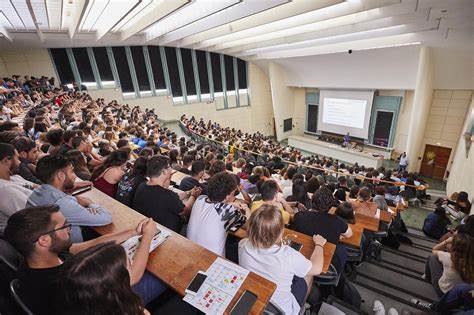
[
  {"left": 92, "top": 47, "right": 114, "bottom": 86},
  {"left": 165, "top": 46, "right": 183, "bottom": 100},
  {"left": 180, "top": 48, "right": 197, "bottom": 99},
  {"left": 50, "top": 48, "right": 75, "bottom": 85},
  {"left": 112, "top": 47, "right": 134, "bottom": 94},
  {"left": 49, "top": 45, "right": 249, "bottom": 107},
  {"left": 148, "top": 46, "right": 166, "bottom": 93},
  {"left": 72, "top": 48, "right": 95, "bottom": 87},
  {"left": 130, "top": 46, "right": 151, "bottom": 96}
]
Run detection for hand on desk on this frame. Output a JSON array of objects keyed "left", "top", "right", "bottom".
[
  {"left": 313, "top": 234, "right": 327, "bottom": 247},
  {"left": 135, "top": 218, "right": 158, "bottom": 237}
]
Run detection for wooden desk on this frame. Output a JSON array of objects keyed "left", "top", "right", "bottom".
[
  {"left": 379, "top": 210, "right": 392, "bottom": 223},
  {"left": 171, "top": 171, "right": 187, "bottom": 186},
  {"left": 328, "top": 207, "right": 379, "bottom": 233},
  {"left": 354, "top": 213, "right": 379, "bottom": 232},
  {"left": 340, "top": 225, "right": 363, "bottom": 248},
  {"left": 83, "top": 188, "right": 276, "bottom": 314},
  {"left": 232, "top": 227, "right": 336, "bottom": 274}
]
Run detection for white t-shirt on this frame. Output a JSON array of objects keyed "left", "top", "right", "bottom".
[
  {"left": 438, "top": 251, "right": 463, "bottom": 293},
  {"left": 238, "top": 239, "right": 312, "bottom": 315},
  {"left": 0, "top": 175, "right": 35, "bottom": 233},
  {"left": 187, "top": 196, "right": 245, "bottom": 256}
]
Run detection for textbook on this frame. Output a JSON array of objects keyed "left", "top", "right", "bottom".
[{"left": 121, "top": 225, "right": 171, "bottom": 260}]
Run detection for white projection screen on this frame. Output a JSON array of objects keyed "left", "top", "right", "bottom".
[{"left": 318, "top": 90, "right": 375, "bottom": 139}]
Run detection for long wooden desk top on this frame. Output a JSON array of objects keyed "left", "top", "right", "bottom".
[
  {"left": 232, "top": 227, "right": 336, "bottom": 274},
  {"left": 354, "top": 213, "right": 380, "bottom": 232},
  {"left": 83, "top": 188, "right": 276, "bottom": 314}
]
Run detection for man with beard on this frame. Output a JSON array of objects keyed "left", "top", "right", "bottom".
[
  {"left": 11, "top": 136, "right": 41, "bottom": 184},
  {"left": 0, "top": 143, "right": 37, "bottom": 234},
  {"left": 27, "top": 155, "right": 112, "bottom": 242},
  {"left": 4, "top": 205, "right": 167, "bottom": 315}
]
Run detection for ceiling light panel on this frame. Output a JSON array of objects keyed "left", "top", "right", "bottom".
[
  {"left": 157, "top": 0, "right": 289, "bottom": 46},
  {"left": 80, "top": 0, "right": 111, "bottom": 32},
  {"left": 30, "top": 0, "right": 49, "bottom": 29},
  {"left": 0, "top": 5, "right": 21, "bottom": 30},
  {"left": 145, "top": 0, "right": 239, "bottom": 42},
  {"left": 9, "top": 0, "right": 36, "bottom": 29},
  {"left": 45, "top": 0, "right": 62, "bottom": 30},
  {"left": 202, "top": 0, "right": 411, "bottom": 51}
]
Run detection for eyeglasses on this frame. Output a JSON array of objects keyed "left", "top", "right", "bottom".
[{"left": 32, "top": 222, "right": 72, "bottom": 243}]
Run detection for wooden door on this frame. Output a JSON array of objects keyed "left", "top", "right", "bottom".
[{"left": 420, "top": 144, "right": 452, "bottom": 179}]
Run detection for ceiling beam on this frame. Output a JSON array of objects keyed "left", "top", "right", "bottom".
[
  {"left": 197, "top": 0, "right": 407, "bottom": 51},
  {"left": 157, "top": 0, "right": 290, "bottom": 46},
  {"left": 26, "top": 0, "right": 45, "bottom": 42},
  {"left": 222, "top": 8, "right": 431, "bottom": 55},
  {"left": 120, "top": 0, "right": 189, "bottom": 41},
  {"left": 177, "top": 0, "right": 344, "bottom": 48},
  {"left": 245, "top": 31, "right": 438, "bottom": 60},
  {"left": 0, "top": 24, "right": 13, "bottom": 41}
]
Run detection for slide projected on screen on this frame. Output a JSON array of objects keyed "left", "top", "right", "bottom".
[{"left": 322, "top": 98, "right": 367, "bottom": 129}]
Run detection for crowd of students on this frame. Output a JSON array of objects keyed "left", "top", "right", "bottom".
[{"left": 0, "top": 75, "right": 472, "bottom": 314}]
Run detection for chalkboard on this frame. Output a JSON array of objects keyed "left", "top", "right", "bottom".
[{"left": 373, "top": 111, "right": 393, "bottom": 147}]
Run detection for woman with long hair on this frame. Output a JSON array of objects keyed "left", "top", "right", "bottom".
[
  {"left": 92, "top": 150, "right": 129, "bottom": 197},
  {"left": 286, "top": 178, "right": 311, "bottom": 209},
  {"left": 116, "top": 156, "right": 148, "bottom": 207},
  {"left": 64, "top": 149, "right": 92, "bottom": 181},
  {"left": 238, "top": 204, "right": 327, "bottom": 314},
  {"left": 55, "top": 242, "right": 147, "bottom": 315}
]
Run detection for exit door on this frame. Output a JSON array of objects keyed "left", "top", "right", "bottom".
[{"left": 419, "top": 144, "right": 452, "bottom": 180}]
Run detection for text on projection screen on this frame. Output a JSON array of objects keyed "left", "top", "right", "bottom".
[{"left": 322, "top": 98, "right": 367, "bottom": 129}]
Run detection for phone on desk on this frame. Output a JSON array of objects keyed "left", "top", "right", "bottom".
[
  {"left": 185, "top": 271, "right": 207, "bottom": 295},
  {"left": 288, "top": 240, "right": 303, "bottom": 251},
  {"left": 229, "top": 290, "right": 258, "bottom": 315}
]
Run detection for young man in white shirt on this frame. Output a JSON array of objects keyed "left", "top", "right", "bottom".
[
  {"left": 0, "top": 143, "right": 37, "bottom": 234},
  {"left": 187, "top": 171, "right": 248, "bottom": 256}
]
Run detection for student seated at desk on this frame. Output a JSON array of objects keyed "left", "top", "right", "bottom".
[
  {"left": 351, "top": 187, "right": 380, "bottom": 219},
  {"left": 4, "top": 205, "right": 167, "bottom": 315},
  {"left": 239, "top": 205, "right": 327, "bottom": 315},
  {"left": 55, "top": 242, "right": 152, "bottom": 315},
  {"left": 292, "top": 187, "right": 352, "bottom": 273},
  {"left": 132, "top": 156, "right": 201, "bottom": 233},
  {"left": 422, "top": 206, "right": 451, "bottom": 240},
  {"left": 91, "top": 150, "right": 129, "bottom": 198},
  {"left": 373, "top": 186, "right": 389, "bottom": 211},
  {"left": 116, "top": 156, "right": 148, "bottom": 207},
  {"left": 179, "top": 160, "right": 207, "bottom": 195},
  {"left": 187, "top": 171, "right": 247, "bottom": 256},
  {"left": 251, "top": 179, "right": 297, "bottom": 225},
  {"left": 27, "top": 155, "right": 112, "bottom": 243}
]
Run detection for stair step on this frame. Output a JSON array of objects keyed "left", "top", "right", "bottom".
[
  {"left": 355, "top": 262, "right": 439, "bottom": 302},
  {"left": 352, "top": 280, "right": 423, "bottom": 314}
]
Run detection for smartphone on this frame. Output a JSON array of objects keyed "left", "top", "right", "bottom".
[
  {"left": 185, "top": 271, "right": 207, "bottom": 295},
  {"left": 229, "top": 290, "right": 258, "bottom": 315},
  {"left": 288, "top": 240, "right": 303, "bottom": 251}
]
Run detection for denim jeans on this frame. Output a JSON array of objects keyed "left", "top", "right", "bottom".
[
  {"left": 132, "top": 271, "right": 168, "bottom": 305},
  {"left": 432, "top": 283, "right": 473, "bottom": 312}
]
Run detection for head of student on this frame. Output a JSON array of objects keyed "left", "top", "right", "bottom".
[
  {"left": 11, "top": 136, "right": 39, "bottom": 163},
  {"left": 451, "top": 233, "right": 474, "bottom": 284},
  {"left": 55, "top": 242, "right": 144, "bottom": 315},
  {"left": 36, "top": 154, "right": 76, "bottom": 190},
  {"left": 357, "top": 186, "right": 372, "bottom": 202},
  {"left": 191, "top": 159, "right": 206, "bottom": 178},
  {"left": 0, "top": 142, "right": 20, "bottom": 175},
  {"left": 147, "top": 155, "right": 172, "bottom": 180},
  {"left": 207, "top": 171, "right": 239, "bottom": 203},
  {"left": 311, "top": 186, "right": 338, "bottom": 212},
  {"left": 4, "top": 205, "right": 72, "bottom": 261},
  {"left": 259, "top": 179, "right": 279, "bottom": 202},
  {"left": 248, "top": 204, "right": 284, "bottom": 249}
]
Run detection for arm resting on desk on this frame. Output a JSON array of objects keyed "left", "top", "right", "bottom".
[{"left": 70, "top": 228, "right": 137, "bottom": 255}]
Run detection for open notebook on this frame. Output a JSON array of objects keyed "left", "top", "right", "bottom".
[{"left": 121, "top": 224, "right": 171, "bottom": 260}]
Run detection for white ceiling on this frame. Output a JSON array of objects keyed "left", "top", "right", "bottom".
[{"left": 0, "top": 0, "right": 472, "bottom": 60}]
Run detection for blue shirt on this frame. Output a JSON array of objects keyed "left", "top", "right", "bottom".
[{"left": 26, "top": 184, "right": 112, "bottom": 242}]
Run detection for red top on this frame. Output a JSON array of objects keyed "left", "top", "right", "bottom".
[{"left": 93, "top": 176, "right": 117, "bottom": 197}]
